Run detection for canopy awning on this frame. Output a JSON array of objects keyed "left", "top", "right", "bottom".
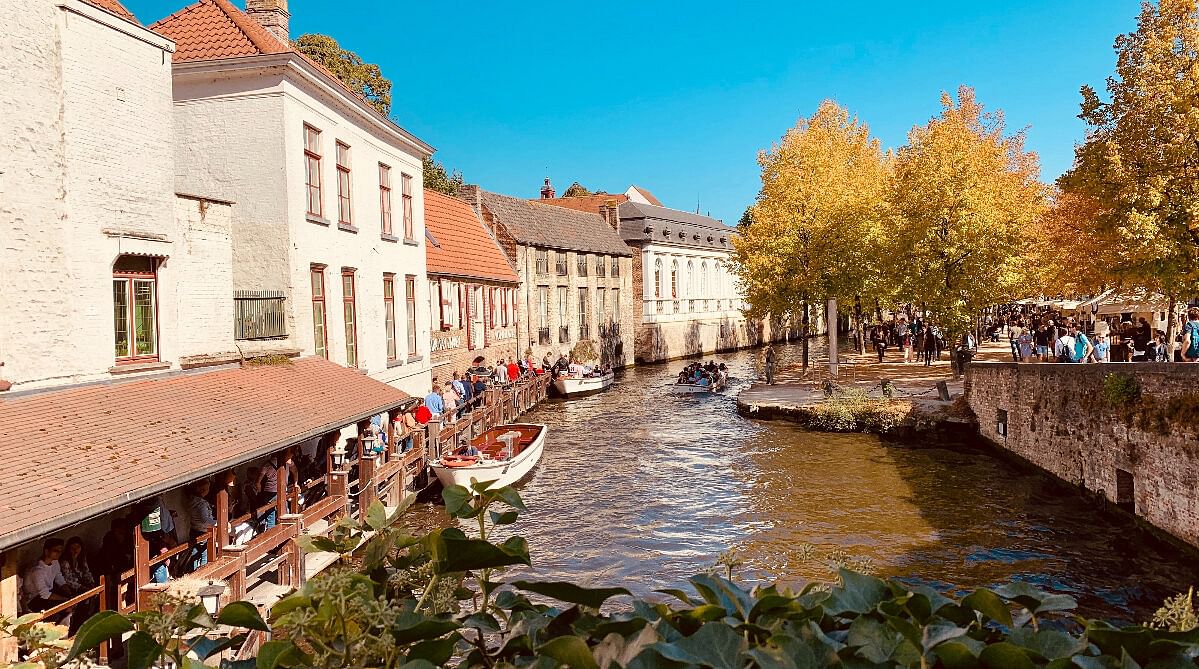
[
  {"left": 0, "top": 357, "right": 410, "bottom": 551},
  {"left": 1094, "top": 291, "right": 1171, "bottom": 316},
  {"left": 1075, "top": 289, "right": 1117, "bottom": 312}
]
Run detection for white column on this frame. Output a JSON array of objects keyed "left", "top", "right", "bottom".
[{"left": 828, "top": 298, "right": 839, "bottom": 378}]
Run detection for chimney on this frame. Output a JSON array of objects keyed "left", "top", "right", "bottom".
[
  {"left": 540, "top": 177, "right": 555, "bottom": 199},
  {"left": 457, "top": 184, "right": 481, "bottom": 214},
  {"left": 605, "top": 198, "right": 620, "bottom": 230},
  {"left": 245, "top": 0, "right": 290, "bottom": 44}
]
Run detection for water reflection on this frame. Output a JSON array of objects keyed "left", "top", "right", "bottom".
[{"left": 405, "top": 342, "right": 1199, "bottom": 620}]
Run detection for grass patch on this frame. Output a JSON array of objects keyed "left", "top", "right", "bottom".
[{"left": 808, "top": 388, "right": 910, "bottom": 433}]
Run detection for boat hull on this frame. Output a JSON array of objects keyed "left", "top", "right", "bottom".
[
  {"left": 551, "top": 372, "right": 614, "bottom": 397},
  {"left": 670, "top": 382, "right": 725, "bottom": 394},
  {"left": 430, "top": 423, "right": 547, "bottom": 489}
]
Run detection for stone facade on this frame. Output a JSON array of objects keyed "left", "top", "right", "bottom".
[
  {"left": 967, "top": 362, "right": 1199, "bottom": 549},
  {"left": 0, "top": 0, "right": 240, "bottom": 392},
  {"left": 428, "top": 280, "right": 520, "bottom": 377}
]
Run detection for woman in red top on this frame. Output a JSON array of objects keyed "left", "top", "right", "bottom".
[{"left": 506, "top": 357, "right": 521, "bottom": 381}]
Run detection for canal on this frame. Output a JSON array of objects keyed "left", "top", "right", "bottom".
[{"left": 408, "top": 342, "right": 1199, "bottom": 621}]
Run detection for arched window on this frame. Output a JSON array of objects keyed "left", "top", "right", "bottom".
[
  {"left": 687, "top": 260, "right": 694, "bottom": 297},
  {"left": 654, "top": 258, "right": 662, "bottom": 298},
  {"left": 700, "top": 262, "right": 708, "bottom": 295},
  {"left": 671, "top": 260, "right": 679, "bottom": 298}
]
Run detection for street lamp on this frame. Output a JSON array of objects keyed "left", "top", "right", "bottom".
[
  {"left": 331, "top": 444, "right": 347, "bottom": 468},
  {"left": 198, "top": 581, "right": 224, "bottom": 616}
]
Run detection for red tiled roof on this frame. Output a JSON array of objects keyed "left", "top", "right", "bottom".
[
  {"left": 537, "top": 194, "right": 629, "bottom": 216},
  {"left": 150, "top": 0, "right": 288, "bottom": 62},
  {"left": 0, "top": 357, "right": 410, "bottom": 551},
  {"left": 82, "top": 0, "right": 139, "bottom": 23},
  {"left": 425, "top": 189, "right": 518, "bottom": 283}
]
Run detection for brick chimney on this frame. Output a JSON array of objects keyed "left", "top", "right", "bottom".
[
  {"left": 245, "top": 0, "right": 290, "bottom": 44},
  {"left": 457, "top": 184, "right": 481, "bottom": 214},
  {"left": 540, "top": 177, "right": 555, "bottom": 199},
  {"left": 604, "top": 198, "right": 620, "bottom": 230}
]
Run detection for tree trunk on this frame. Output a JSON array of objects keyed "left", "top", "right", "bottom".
[
  {"left": 802, "top": 300, "right": 810, "bottom": 371},
  {"left": 854, "top": 295, "right": 865, "bottom": 354},
  {"left": 1165, "top": 295, "right": 1179, "bottom": 361},
  {"left": 828, "top": 298, "right": 839, "bottom": 378}
]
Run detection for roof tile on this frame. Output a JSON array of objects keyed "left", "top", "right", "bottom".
[
  {"left": 536, "top": 194, "right": 629, "bottom": 216},
  {"left": 479, "top": 190, "right": 631, "bottom": 257},
  {"left": 425, "top": 190, "right": 519, "bottom": 283},
  {"left": 82, "top": 0, "right": 139, "bottom": 24}
]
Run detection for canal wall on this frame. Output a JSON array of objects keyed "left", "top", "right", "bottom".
[{"left": 966, "top": 362, "right": 1199, "bottom": 549}]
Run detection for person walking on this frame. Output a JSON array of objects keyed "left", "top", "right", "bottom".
[
  {"left": 1182, "top": 307, "right": 1199, "bottom": 362},
  {"left": 923, "top": 326, "right": 937, "bottom": 366},
  {"left": 871, "top": 325, "right": 887, "bottom": 363},
  {"left": 763, "top": 345, "right": 777, "bottom": 385}
]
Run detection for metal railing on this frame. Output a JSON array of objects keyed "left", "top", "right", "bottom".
[
  {"left": 234, "top": 290, "right": 287, "bottom": 339},
  {"left": 559, "top": 326, "right": 571, "bottom": 343}
]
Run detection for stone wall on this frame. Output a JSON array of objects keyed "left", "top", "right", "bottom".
[{"left": 966, "top": 362, "right": 1199, "bottom": 548}]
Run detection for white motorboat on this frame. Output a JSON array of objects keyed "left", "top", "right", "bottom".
[
  {"left": 551, "top": 371, "right": 614, "bottom": 397},
  {"left": 670, "top": 381, "right": 725, "bottom": 394},
  {"left": 429, "top": 423, "right": 547, "bottom": 489}
]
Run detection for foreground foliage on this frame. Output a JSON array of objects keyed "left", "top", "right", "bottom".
[{"left": 7, "top": 484, "right": 1199, "bottom": 669}]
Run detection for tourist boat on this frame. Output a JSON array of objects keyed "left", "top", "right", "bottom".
[
  {"left": 670, "top": 379, "right": 726, "bottom": 394},
  {"left": 429, "top": 423, "right": 547, "bottom": 489},
  {"left": 551, "top": 371, "right": 615, "bottom": 397}
]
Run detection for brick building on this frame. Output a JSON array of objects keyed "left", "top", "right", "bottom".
[
  {"left": 458, "top": 184, "right": 635, "bottom": 368},
  {"left": 152, "top": 0, "right": 434, "bottom": 397},
  {"left": 424, "top": 189, "right": 521, "bottom": 376}
]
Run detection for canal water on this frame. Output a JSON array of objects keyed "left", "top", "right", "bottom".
[{"left": 408, "top": 342, "right": 1199, "bottom": 621}]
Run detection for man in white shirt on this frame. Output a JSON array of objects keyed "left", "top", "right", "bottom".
[
  {"left": 1055, "top": 331, "right": 1076, "bottom": 362},
  {"left": 23, "top": 538, "right": 67, "bottom": 613}
]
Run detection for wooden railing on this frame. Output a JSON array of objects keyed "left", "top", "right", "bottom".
[{"left": 23, "top": 577, "right": 109, "bottom": 661}]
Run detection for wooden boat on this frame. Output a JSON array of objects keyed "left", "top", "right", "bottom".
[
  {"left": 551, "top": 371, "right": 614, "bottom": 397},
  {"left": 429, "top": 423, "right": 547, "bottom": 489},
  {"left": 670, "top": 380, "right": 726, "bottom": 394}
]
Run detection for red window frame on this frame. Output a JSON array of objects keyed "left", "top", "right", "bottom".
[
  {"left": 310, "top": 265, "right": 328, "bottom": 358},
  {"left": 401, "top": 173, "right": 414, "bottom": 240},
  {"left": 500, "top": 288, "right": 508, "bottom": 327},
  {"left": 342, "top": 269, "right": 358, "bottom": 367},
  {"left": 112, "top": 256, "right": 159, "bottom": 363},
  {"left": 488, "top": 287, "right": 497, "bottom": 328},
  {"left": 457, "top": 284, "right": 466, "bottom": 327},
  {"left": 304, "top": 124, "right": 323, "bottom": 217},
  {"left": 336, "top": 141, "right": 352, "bottom": 225},
  {"left": 437, "top": 280, "right": 448, "bottom": 330},
  {"left": 405, "top": 275, "right": 417, "bottom": 357},
  {"left": 379, "top": 163, "right": 393, "bottom": 235},
  {"left": 384, "top": 274, "right": 397, "bottom": 361}
]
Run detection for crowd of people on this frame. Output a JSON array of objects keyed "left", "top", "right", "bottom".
[
  {"left": 867, "top": 316, "right": 956, "bottom": 366},
  {"left": 675, "top": 360, "right": 729, "bottom": 388},
  {"left": 989, "top": 306, "right": 1199, "bottom": 363}
]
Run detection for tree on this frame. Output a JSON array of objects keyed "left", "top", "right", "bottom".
[
  {"left": 563, "top": 182, "right": 593, "bottom": 197},
  {"left": 1028, "top": 190, "right": 1112, "bottom": 297},
  {"left": 730, "top": 100, "right": 892, "bottom": 365},
  {"left": 1058, "top": 0, "right": 1199, "bottom": 343},
  {"left": 294, "top": 34, "right": 391, "bottom": 116},
  {"left": 888, "top": 86, "right": 1045, "bottom": 341},
  {"left": 423, "top": 155, "right": 464, "bottom": 196}
]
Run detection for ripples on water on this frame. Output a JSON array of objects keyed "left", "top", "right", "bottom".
[{"left": 406, "top": 343, "right": 1199, "bottom": 620}]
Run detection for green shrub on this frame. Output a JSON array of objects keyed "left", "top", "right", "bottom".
[
  {"left": 809, "top": 389, "right": 908, "bottom": 433},
  {"left": 1103, "top": 372, "right": 1141, "bottom": 407}
]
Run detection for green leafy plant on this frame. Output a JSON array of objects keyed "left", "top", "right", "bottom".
[
  {"left": 1151, "top": 587, "right": 1199, "bottom": 632},
  {"left": 1102, "top": 372, "right": 1141, "bottom": 407}
]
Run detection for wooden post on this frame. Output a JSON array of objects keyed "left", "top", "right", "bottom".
[
  {"left": 0, "top": 551, "right": 19, "bottom": 663},
  {"left": 222, "top": 546, "right": 248, "bottom": 600},
  {"left": 427, "top": 420, "right": 441, "bottom": 460},
  {"left": 328, "top": 470, "right": 351, "bottom": 519},
  {"left": 359, "top": 454, "right": 377, "bottom": 511},
  {"left": 215, "top": 478, "right": 230, "bottom": 554},
  {"left": 279, "top": 515, "right": 304, "bottom": 586},
  {"left": 134, "top": 521, "right": 151, "bottom": 596},
  {"left": 276, "top": 456, "right": 289, "bottom": 519}
]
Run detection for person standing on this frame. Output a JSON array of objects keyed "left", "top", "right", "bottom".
[
  {"left": 871, "top": 325, "right": 887, "bottom": 363},
  {"left": 1070, "top": 325, "right": 1094, "bottom": 363},
  {"left": 923, "top": 326, "right": 937, "bottom": 366},
  {"left": 1093, "top": 333, "right": 1111, "bottom": 362},
  {"left": 1182, "top": 307, "right": 1199, "bottom": 362},
  {"left": 763, "top": 345, "right": 776, "bottom": 385}
]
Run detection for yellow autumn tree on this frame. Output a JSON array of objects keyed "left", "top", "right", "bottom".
[
  {"left": 888, "top": 86, "right": 1046, "bottom": 341},
  {"left": 1058, "top": 0, "right": 1199, "bottom": 341},
  {"left": 1027, "top": 189, "right": 1113, "bottom": 297},
  {"left": 730, "top": 100, "right": 891, "bottom": 334}
]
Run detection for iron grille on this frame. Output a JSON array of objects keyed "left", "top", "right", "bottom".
[{"left": 234, "top": 290, "right": 287, "bottom": 339}]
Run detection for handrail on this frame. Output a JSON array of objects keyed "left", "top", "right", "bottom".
[
  {"left": 24, "top": 576, "right": 106, "bottom": 623},
  {"left": 241, "top": 522, "right": 297, "bottom": 564},
  {"left": 230, "top": 500, "right": 282, "bottom": 528},
  {"left": 148, "top": 531, "right": 205, "bottom": 569},
  {"left": 301, "top": 494, "right": 344, "bottom": 529}
]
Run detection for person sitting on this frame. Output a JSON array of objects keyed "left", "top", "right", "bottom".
[
  {"left": 697, "top": 375, "right": 711, "bottom": 387},
  {"left": 677, "top": 370, "right": 689, "bottom": 384},
  {"left": 23, "top": 538, "right": 69, "bottom": 618},
  {"left": 186, "top": 480, "right": 216, "bottom": 570},
  {"left": 59, "top": 536, "right": 97, "bottom": 633},
  {"left": 458, "top": 443, "right": 480, "bottom": 457}
]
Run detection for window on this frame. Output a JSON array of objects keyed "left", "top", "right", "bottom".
[
  {"left": 597, "top": 288, "right": 606, "bottom": 327},
  {"left": 336, "top": 141, "right": 352, "bottom": 225},
  {"left": 687, "top": 260, "right": 694, "bottom": 297},
  {"left": 611, "top": 257, "right": 620, "bottom": 277},
  {"left": 488, "top": 287, "right": 497, "bottom": 328},
  {"left": 384, "top": 275, "right": 397, "bottom": 361},
  {"left": 436, "top": 280, "right": 448, "bottom": 330},
  {"left": 577, "top": 253, "right": 588, "bottom": 277},
  {"left": 612, "top": 289, "right": 620, "bottom": 323},
  {"left": 557, "top": 286, "right": 569, "bottom": 341},
  {"left": 457, "top": 284, "right": 466, "bottom": 327},
  {"left": 304, "top": 124, "right": 323, "bottom": 217},
  {"left": 701, "top": 262, "right": 708, "bottom": 296},
  {"left": 310, "top": 266, "right": 327, "bottom": 358},
  {"left": 671, "top": 260, "right": 679, "bottom": 298},
  {"left": 342, "top": 270, "right": 358, "bottom": 367},
  {"left": 596, "top": 255, "right": 606, "bottom": 277},
  {"left": 556, "top": 252, "right": 568, "bottom": 276},
  {"left": 112, "top": 255, "right": 158, "bottom": 361},
  {"left": 234, "top": 290, "right": 286, "bottom": 339},
  {"left": 536, "top": 249, "right": 549, "bottom": 275},
  {"left": 379, "top": 163, "right": 393, "bottom": 235},
  {"left": 578, "top": 288, "right": 589, "bottom": 338},
  {"left": 405, "top": 275, "right": 417, "bottom": 356},
  {"left": 538, "top": 287, "right": 549, "bottom": 328},
  {"left": 402, "top": 173, "right": 414, "bottom": 240},
  {"left": 654, "top": 259, "right": 662, "bottom": 298}
]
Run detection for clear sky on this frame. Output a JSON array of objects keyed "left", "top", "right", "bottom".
[{"left": 125, "top": 0, "right": 1138, "bottom": 225}]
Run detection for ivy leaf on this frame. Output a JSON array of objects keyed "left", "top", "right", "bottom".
[
  {"left": 652, "top": 622, "right": 747, "bottom": 669},
  {"left": 846, "top": 616, "right": 902, "bottom": 663},
  {"left": 406, "top": 636, "right": 459, "bottom": 665},
  {"left": 964, "top": 588, "right": 1014, "bottom": 628},
  {"left": 424, "top": 527, "right": 530, "bottom": 574},
  {"left": 255, "top": 640, "right": 306, "bottom": 669},
  {"left": 824, "top": 569, "right": 891, "bottom": 615},
  {"left": 441, "top": 485, "right": 479, "bottom": 518},
  {"left": 64, "top": 611, "right": 134, "bottom": 662},
  {"left": 217, "top": 601, "right": 270, "bottom": 632},
  {"left": 492, "top": 485, "right": 528, "bottom": 511},
  {"left": 490, "top": 510, "right": 519, "bottom": 525},
  {"left": 125, "top": 630, "right": 162, "bottom": 669},
  {"left": 537, "top": 636, "right": 599, "bottom": 669},
  {"left": 365, "top": 500, "right": 390, "bottom": 531},
  {"left": 391, "top": 612, "right": 461, "bottom": 644},
  {"left": 513, "top": 580, "right": 631, "bottom": 609},
  {"left": 978, "top": 642, "right": 1035, "bottom": 669}
]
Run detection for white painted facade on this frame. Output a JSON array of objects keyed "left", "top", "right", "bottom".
[
  {"left": 640, "top": 244, "right": 743, "bottom": 324},
  {"left": 0, "top": 0, "right": 238, "bottom": 392},
  {"left": 171, "top": 54, "right": 434, "bottom": 396}
]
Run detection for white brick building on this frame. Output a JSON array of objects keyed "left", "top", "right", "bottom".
[
  {"left": 152, "top": 0, "right": 435, "bottom": 396},
  {"left": 0, "top": 0, "right": 240, "bottom": 392}
]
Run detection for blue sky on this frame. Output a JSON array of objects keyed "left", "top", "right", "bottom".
[{"left": 126, "top": 0, "right": 1137, "bottom": 225}]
